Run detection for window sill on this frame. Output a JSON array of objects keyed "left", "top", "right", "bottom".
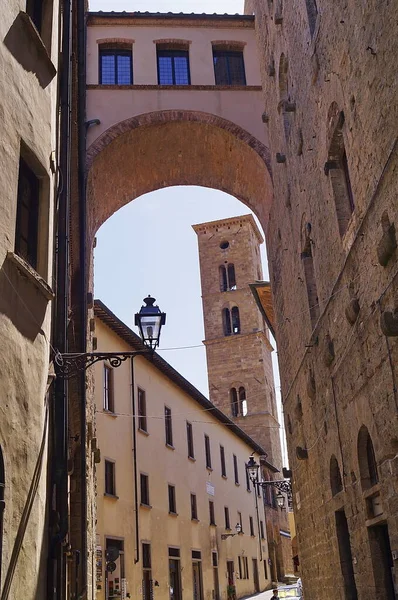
[
  {"left": 103, "top": 410, "right": 117, "bottom": 417},
  {"left": 188, "top": 456, "right": 196, "bottom": 462},
  {"left": 191, "top": 518, "right": 199, "bottom": 523},
  {"left": 235, "top": 482, "right": 240, "bottom": 487},
  {"left": 362, "top": 483, "right": 380, "bottom": 499},
  {"left": 166, "top": 443, "right": 175, "bottom": 450},
  {"left": 104, "top": 493, "right": 119, "bottom": 500},
  {"left": 206, "top": 466, "right": 213, "bottom": 472},
  {"left": 4, "top": 12, "right": 56, "bottom": 88},
  {"left": 210, "top": 523, "right": 217, "bottom": 527},
  {"left": 169, "top": 512, "right": 178, "bottom": 517},
  {"left": 7, "top": 252, "right": 54, "bottom": 301},
  {"left": 87, "top": 84, "right": 262, "bottom": 92},
  {"left": 138, "top": 428, "right": 149, "bottom": 436},
  {"left": 140, "top": 503, "right": 152, "bottom": 509},
  {"left": 222, "top": 475, "right": 227, "bottom": 480}
]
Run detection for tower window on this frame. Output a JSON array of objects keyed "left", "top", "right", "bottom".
[
  {"left": 238, "top": 387, "right": 247, "bottom": 416},
  {"left": 230, "top": 388, "right": 238, "bottom": 417},
  {"left": 220, "top": 240, "right": 229, "bottom": 250},
  {"left": 230, "top": 387, "right": 247, "bottom": 417},
  {"left": 231, "top": 307, "right": 241, "bottom": 334},
  {"left": 219, "top": 264, "right": 236, "bottom": 292},
  {"left": 157, "top": 49, "right": 190, "bottom": 85},
  {"left": 222, "top": 308, "right": 232, "bottom": 336},
  {"left": 99, "top": 48, "right": 133, "bottom": 85},
  {"left": 213, "top": 51, "right": 246, "bottom": 86}
]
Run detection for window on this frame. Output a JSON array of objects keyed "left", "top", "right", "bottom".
[
  {"left": 187, "top": 421, "right": 194, "bottom": 459},
  {"left": 238, "top": 386, "right": 248, "bottom": 416},
  {"left": 140, "top": 473, "right": 150, "bottom": 506},
  {"left": 233, "top": 455, "right": 239, "bottom": 485},
  {"left": 249, "top": 516, "right": 255, "bottom": 536},
  {"left": 213, "top": 51, "right": 246, "bottom": 85},
  {"left": 330, "top": 455, "right": 343, "bottom": 496},
  {"left": 358, "top": 425, "right": 379, "bottom": 490},
  {"left": 157, "top": 49, "right": 190, "bottom": 85},
  {"left": 219, "top": 264, "right": 236, "bottom": 292},
  {"left": 103, "top": 365, "right": 114, "bottom": 412},
  {"left": 26, "top": 0, "right": 43, "bottom": 33},
  {"left": 238, "top": 556, "right": 249, "bottom": 579},
  {"left": 137, "top": 388, "right": 147, "bottom": 432},
  {"left": 165, "top": 406, "right": 173, "bottom": 447},
  {"left": 326, "top": 108, "right": 355, "bottom": 236},
  {"left": 105, "top": 460, "right": 116, "bottom": 496},
  {"left": 230, "top": 388, "right": 238, "bottom": 417},
  {"left": 168, "top": 484, "right": 177, "bottom": 514},
  {"left": 224, "top": 506, "right": 230, "bottom": 529},
  {"left": 209, "top": 500, "right": 216, "bottom": 525},
  {"left": 15, "top": 157, "right": 40, "bottom": 270},
  {"left": 220, "top": 445, "right": 226, "bottom": 477},
  {"left": 169, "top": 548, "right": 182, "bottom": 600},
  {"left": 223, "top": 307, "right": 241, "bottom": 336},
  {"left": 191, "top": 493, "right": 198, "bottom": 520},
  {"left": 205, "top": 435, "right": 212, "bottom": 469},
  {"left": 142, "top": 543, "right": 152, "bottom": 600},
  {"left": 238, "top": 511, "right": 243, "bottom": 532},
  {"left": 305, "top": 0, "right": 318, "bottom": 36},
  {"left": 260, "top": 520, "right": 265, "bottom": 539},
  {"left": 105, "top": 539, "right": 125, "bottom": 599},
  {"left": 246, "top": 465, "right": 251, "bottom": 492},
  {"left": 301, "top": 230, "right": 319, "bottom": 329},
  {"left": 99, "top": 48, "right": 133, "bottom": 85}
]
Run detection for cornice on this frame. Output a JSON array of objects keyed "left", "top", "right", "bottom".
[{"left": 87, "top": 12, "right": 255, "bottom": 29}]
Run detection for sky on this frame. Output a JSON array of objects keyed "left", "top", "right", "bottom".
[{"left": 90, "top": 0, "right": 244, "bottom": 14}]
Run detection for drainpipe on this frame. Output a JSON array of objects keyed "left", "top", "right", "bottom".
[
  {"left": 130, "top": 358, "right": 140, "bottom": 565},
  {"left": 51, "top": 0, "right": 73, "bottom": 595}
]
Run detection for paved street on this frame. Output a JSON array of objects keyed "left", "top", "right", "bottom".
[{"left": 243, "top": 589, "right": 278, "bottom": 600}]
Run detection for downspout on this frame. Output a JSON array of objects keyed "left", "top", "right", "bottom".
[
  {"left": 51, "top": 0, "right": 73, "bottom": 595},
  {"left": 77, "top": 0, "right": 88, "bottom": 596},
  {"left": 130, "top": 358, "right": 140, "bottom": 565}
]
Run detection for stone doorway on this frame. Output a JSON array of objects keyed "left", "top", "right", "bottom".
[{"left": 368, "top": 523, "right": 395, "bottom": 599}]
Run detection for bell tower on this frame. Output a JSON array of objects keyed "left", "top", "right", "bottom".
[{"left": 193, "top": 214, "right": 282, "bottom": 469}]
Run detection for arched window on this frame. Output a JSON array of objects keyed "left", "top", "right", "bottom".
[
  {"left": 222, "top": 308, "right": 232, "bottom": 336},
  {"left": 325, "top": 105, "right": 354, "bottom": 237},
  {"left": 230, "top": 388, "right": 238, "bottom": 417},
  {"left": 231, "top": 306, "right": 240, "bottom": 334},
  {"left": 358, "top": 426, "right": 378, "bottom": 490},
  {"left": 238, "top": 386, "right": 248, "bottom": 416},
  {"left": 219, "top": 266, "right": 228, "bottom": 292},
  {"left": 330, "top": 455, "right": 343, "bottom": 496},
  {"left": 220, "top": 264, "right": 236, "bottom": 291},
  {"left": 0, "top": 445, "right": 4, "bottom": 589},
  {"left": 305, "top": 0, "right": 318, "bottom": 37}
]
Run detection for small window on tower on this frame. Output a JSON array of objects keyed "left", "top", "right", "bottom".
[
  {"left": 220, "top": 240, "right": 229, "bottom": 250},
  {"left": 231, "top": 306, "right": 241, "bottom": 334}
]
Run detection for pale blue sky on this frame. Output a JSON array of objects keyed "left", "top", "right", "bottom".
[{"left": 90, "top": 0, "right": 244, "bottom": 14}]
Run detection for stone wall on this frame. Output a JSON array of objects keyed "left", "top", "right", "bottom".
[{"left": 246, "top": 0, "right": 398, "bottom": 597}]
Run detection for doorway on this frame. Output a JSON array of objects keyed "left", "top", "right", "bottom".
[
  {"left": 192, "top": 560, "right": 204, "bottom": 600},
  {"left": 212, "top": 552, "right": 220, "bottom": 600},
  {"left": 169, "top": 548, "right": 182, "bottom": 600},
  {"left": 368, "top": 523, "right": 395, "bottom": 600},
  {"left": 227, "top": 561, "right": 236, "bottom": 600},
  {"left": 335, "top": 510, "right": 358, "bottom": 600},
  {"left": 252, "top": 558, "right": 260, "bottom": 593}
]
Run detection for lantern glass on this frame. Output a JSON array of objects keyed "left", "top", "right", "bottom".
[
  {"left": 276, "top": 491, "right": 285, "bottom": 509},
  {"left": 135, "top": 296, "right": 166, "bottom": 350},
  {"left": 246, "top": 455, "right": 259, "bottom": 482},
  {"left": 235, "top": 523, "right": 242, "bottom": 534}
]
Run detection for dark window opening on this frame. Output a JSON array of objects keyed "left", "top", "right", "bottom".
[
  {"left": 260, "top": 520, "right": 265, "bottom": 539},
  {"left": 140, "top": 473, "right": 150, "bottom": 506},
  {"left": 358, "top": 426, "right": 378, "bottom": 490},
  {"left": 205, "top": 435, "right": 212, "bottom": 469},
  {"left": 230, "top": 388, "right": 238, "bottom": 417},
  {"left": 15, "top": 157, "right": 40, "bottom": 270},
  {"left": 26, "top": 0, "right": 43, "bottom": 33},
  {"left": 246, "top": 466, "right": 251, "bottom": 492},
  {"left": 105, "top": 460, "right": 116, "bottom": 496},
  {"left": 220, "top": 445, "right": 226, "bottom": 477},
  {"left": 103, "top": 365, "right": 114, "bottom": 412},
  {"left": 305, "top": 0, "right": 318, "bottom": 36},
  {"left": 187, "top": 421, "right": 195, "bottom": 459},
  {"left": 231, "top": 306, "right": 241, "bottom": 334},
  {"left": 192, "top": 550, "right": 201, "bottom": 560},
  {"left": 335, "top": 510, "right": 358, "bottom": 600},
  {"left": 142, "top": 542, "right": 152, "bottom": 600},
  {"left": 224, "top": 506, "right": 230, "bottom": 530},
  {"left": 168, "top": 484, "right": 176, "bottom": 514},
  {"left": 330, "top": 455, "right": 343, "bottom": 496},
  {"left": 233, "top": 455, "right": 239, "bottom": 485},
  {"left": 220, "top": 241, "right": 229, "bottom": 250},
  {"left": 165, "top": 406, "right": 173, "bottom": 447},
  {"left": 209, "top": 500, "right": 216, "bottom": 525},
  {"left": 222, "top": 308, "right": 232, "bottom": 336},
  {"left": 100, "top": 49, "right": 133, "bottom": 85},
  {"left": 368, "top": 524, "right": 395, "bottom": 600},
  {"left": 219, "top": 264, "right": 237, "bottom": 291},
  {"left": 138, "top": 388, "right": 147, "bottom": 431},
  {"left": 157, "top": 49, "right": 190, "bottom": 85},
  {"left": 301, "top": 236, "right": 319, "bottom": 329},
  {"left": 249, "top": 516, "right": 255, "bottom": 536},
  {"left": 213, "top": 51, "right": 246, "bottom": 85},
  {"left": 191, "top": 493, "right": 198, "bottom": 520},
  {"left": 238, "top": 386, "right": 247, "bottom": 416},
  {"left": 230, "top": 387, "right": 247, "bottom": 417}
]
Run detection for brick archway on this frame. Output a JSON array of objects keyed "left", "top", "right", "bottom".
[{"left": 86, "top": 109, "right": 274, "bottom": 244}]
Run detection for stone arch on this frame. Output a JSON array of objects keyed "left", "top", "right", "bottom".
[
  {"left": 357, "top": 425, "right": 378, "bottom": 490},
  {"left": 86, "top": 110, "right": 273, "bottom": 245},
  {"left": 330, "top": 454, "right": 343, "bottom": 496}
]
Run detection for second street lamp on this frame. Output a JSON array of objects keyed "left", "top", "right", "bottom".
[{"left": 245, "top": 455, "right": 293, "bottom": 510}]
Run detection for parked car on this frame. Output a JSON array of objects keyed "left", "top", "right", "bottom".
[{"left": 277, "top": 584, "right": 301, "bottom": 599}]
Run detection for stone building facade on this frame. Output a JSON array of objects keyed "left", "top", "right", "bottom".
[
  {"left": 94, "top": 300, "right": 274, "bottom": 600},
  {"left": 245, "top": 0, "right": 398, "bottom": 598},
  {"left": 193, "top": 215, "right": 292, "bottom": 581}
]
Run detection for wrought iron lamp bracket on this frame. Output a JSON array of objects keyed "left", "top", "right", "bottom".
[
  {"left": 257, "top": 479, "right": 292, "bottom": 497},
  {"left": 54, "top": 350, "right": 152, "bottom": 379}
]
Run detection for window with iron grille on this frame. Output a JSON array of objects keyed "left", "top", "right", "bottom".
[
  {"left": 260, "top": 520, "right": 265, "bottom": 539},
  {"left": 191, "top": 493, "right": 198, "bottom": 520},
  {"left": 103, "top": 365, "right": 114, "bottom": 412},
  {"left": 224, "top": 506, "right": 230, "bottom": 530},
  {"left": 157, "top": 49, "right": 190, "bottom": 85},
  {"left": 140, "top": 473, "right": 150, "bottom": 506},
  {"left": 205, "top": 435, "right": 212, "bottom": 469},
  {"left": 105, "top": 460, "right": 116, "bottom": 496},
  {"left": 168, "top": 484, "right": 176, "bottom": 514},
  {"left": 15, "top": 157, "right": 40, "bottom": 270},
  {"left": 209, "top": 501, "right": 216, "bottom": 525},
  {"left": 213, "top": 51, "right": 246, "bottom": 85},
  {"left": 233, "top": 455, "right": 239, "bottom": 485},
  {"left": 138, "top": 388, "right": 147, "bottom": 432},
  {"left": 99, "top": 48, "right": 133, "bottom": 85},
  {"left": 187, "top": 421, "right": 194, "bottom": 459},
  {"left": 249, "top": 516, "right": 255, "bottom": 536},
  {"left": 165, "top": 406, "right": 173, "bottom": 446},
  {"left": 220, "top": 445, "right": 226, "bottom": 477}
]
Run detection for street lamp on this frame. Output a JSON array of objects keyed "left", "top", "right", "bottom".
[
  {"left": 54, "top": 296, "right": 166, "bottom": 379},
  {"left": 221, "top": 523, "right": 242, "bottom": 540},
  {"left": 245, "top": 455, "right": 292, "bottom": 509}
]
